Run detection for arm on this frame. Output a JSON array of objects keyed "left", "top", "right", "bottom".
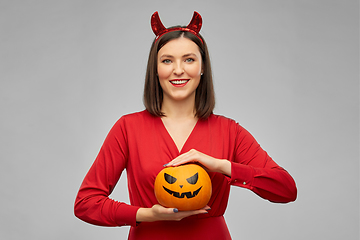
[
  {"left": 229, "top": 161, "right": 297, "bottom": 203},
  {"left": 74, "top": 117, "right": 208, "bottom": 226},
  {"left": 165, "top": 123, "right": 297, "bottom": 203},
  {"left": 74, "top": 118, "right": 139, "bottom": 227},
  {"left": 229, "top": 124, "right": 297, "bottom": 203}
]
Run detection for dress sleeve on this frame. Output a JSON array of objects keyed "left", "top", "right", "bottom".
[
  {"left": 74, "top": 117, "right": 140, "bottom": 227},
  {"left": 228, "top": 123, "right": 297, "bottom": 203}
]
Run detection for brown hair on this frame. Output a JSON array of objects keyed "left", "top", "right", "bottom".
[{"left": 143, "top": 28, "right": 215, "bottom": 120}]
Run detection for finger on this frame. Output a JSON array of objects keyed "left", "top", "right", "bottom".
[
  {"left": 165, "top": 151, "right": 199, "bottom": 167},
  {"left": 171, "top": 157, "right": 197, "bottom": 167},
  {"left": 203, "top": 205, "right": 211, "bottom": 211},
  {"left": 169, "top": 208, "right": 209, "bottom": 221},
  {"left": 193, "top": 209, "right": 209, "bottom": 215},
  {"left": 163, "top": 155, "right": 189, "bottom": 167},
  {"left": 178, "top": 209, "right": 208, "bottom": 216}
]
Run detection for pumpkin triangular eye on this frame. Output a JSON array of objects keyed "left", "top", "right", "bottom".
[
  {"left": 186, "top": 172, "right": 198, "bottom": 185},
  {"left": 164, "top": 173, "right": 177, "bottom": 184}
]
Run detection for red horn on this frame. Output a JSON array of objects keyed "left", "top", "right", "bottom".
[
  {"left": 150, "top": 11, "right": 203, "bottom": 43},
  {"left": 151, "top": 11, "right": 166, "bottom": 36},
  {"left": 187, "top": 11, "right": 202, "bottom": 33}
]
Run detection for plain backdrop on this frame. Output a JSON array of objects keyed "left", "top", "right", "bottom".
[{"left": 0, "top": 0, "right": 358, "bottom": 239}]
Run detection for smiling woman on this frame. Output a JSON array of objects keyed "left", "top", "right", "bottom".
[
  {"left": 74, "top": 11, "right": 297, "bottom": 240},
  {"left": 157, "top": 37, "right": 203, "bottom": 104},
  {"left": 143, "top": 13, "right": 215, "bottom": 120}
]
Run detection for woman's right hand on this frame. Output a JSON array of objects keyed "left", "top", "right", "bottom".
[{"left": 136, "top": 204, "right": 209, "bottom": 222}]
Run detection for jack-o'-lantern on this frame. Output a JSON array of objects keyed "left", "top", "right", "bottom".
[{"left": 154, "top": 164, "right": 212, "bottom": 211}]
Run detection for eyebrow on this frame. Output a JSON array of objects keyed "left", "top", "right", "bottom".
[
  {"left": 183, "top": 53, "right": 198, "bottom": 58},
  {"left": 159, "top": 53, "right": 198, "bottom": 59},
  {"left": 159, "top": 54, "right": 173, "bottom": 59}
]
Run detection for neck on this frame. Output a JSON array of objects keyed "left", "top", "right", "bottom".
[{"left": 161, "top": 95, "right": 197, "bottom": 120}]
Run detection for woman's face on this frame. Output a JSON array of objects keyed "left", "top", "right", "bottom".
[{"left": 157, "top": 37, "right": 203, "bottom": 103}]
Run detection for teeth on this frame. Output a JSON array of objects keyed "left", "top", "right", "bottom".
[{"left": 171, "top": 80, "right": 188, "bottom": 84}]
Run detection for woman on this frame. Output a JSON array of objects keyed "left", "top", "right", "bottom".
[{"left": 74, "top": 11, "right": 297, "bottom": 239}]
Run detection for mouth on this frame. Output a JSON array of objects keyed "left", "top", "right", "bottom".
[
  {"left": 169, "top": 79, "right": 189, "bottom": 87},
  {"left": 163, "top": 186, "right": 202, "bottom": 199}
]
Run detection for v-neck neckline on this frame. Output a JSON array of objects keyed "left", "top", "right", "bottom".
[{"left": 158, "top": 117, "right": 199, "bottom": 154}]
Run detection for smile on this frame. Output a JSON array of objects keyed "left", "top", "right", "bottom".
[
  {"left": 163, "top": 186, "right": 202, "bottom": 199},
  {"left": 170, "top": 79, "right": 189, "bottom": 86}
]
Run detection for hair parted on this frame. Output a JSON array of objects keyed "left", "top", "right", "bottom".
[{"left": 143, "top": 28, "right": 215, "bottom": 120}]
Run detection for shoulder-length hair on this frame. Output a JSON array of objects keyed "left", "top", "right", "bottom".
[{"left": 143, "top": 28, "right": 215, "bottom": 120}]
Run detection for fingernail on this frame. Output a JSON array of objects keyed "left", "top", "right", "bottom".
[
  {"left": 163, "top": 163, "right": 168, "bottom": 167},
  {"left": 203, "top": 211, "right": 209, "bottom": 214},
  {"left": 206, "top": 208, "right": 211, "bottom": 211},
  {"left": 173, "top": 208, "right": 179, "bottom": 213}
]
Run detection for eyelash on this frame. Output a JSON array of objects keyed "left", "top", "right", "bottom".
[
  {"left": 161, "top": 58, "right": 195, "bottom": 64},
  {"left": 162, "top": 59, "right": 172, "bottom": 64}
]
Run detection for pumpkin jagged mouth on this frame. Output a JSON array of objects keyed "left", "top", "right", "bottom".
[{"left": 163, "top": 186, "right": 202, "bottom": 199}]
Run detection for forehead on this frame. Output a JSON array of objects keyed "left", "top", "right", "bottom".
[{"left": 158, "top": 37, "right": 201, "bottom": 57}]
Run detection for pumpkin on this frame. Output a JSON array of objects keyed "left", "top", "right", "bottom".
[{"left": 154, "top": 164, "right": 212, "bottom": 211}]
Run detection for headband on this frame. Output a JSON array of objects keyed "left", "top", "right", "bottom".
[{"left": 151, "top": 11, "right": 203, "bottom": 44}]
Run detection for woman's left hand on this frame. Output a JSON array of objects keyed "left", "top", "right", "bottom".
[{"left": 164, "top": 149, "right": 231, "bottom": 176}]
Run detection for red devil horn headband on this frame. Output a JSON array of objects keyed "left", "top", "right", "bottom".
[{"left": 151, "top": 11, "right": 203, "bottom": 43}]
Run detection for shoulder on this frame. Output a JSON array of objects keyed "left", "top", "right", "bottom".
[
  {"left": 208, "top": 113, "right": 239, "bottom": 126},
  {"left": 114, "top": 110, "right": 157, "bottom": 129},
  {"left": 120, "top": 110, "right": 154, "bottom": 121},
  {"left": 207, "top": 113, "right": 249, "bottom": 135},
  {"left": 104, "top": 110, "right": 157, "bottom": 143}
]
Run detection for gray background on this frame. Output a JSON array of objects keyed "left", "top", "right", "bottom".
[{"left": 1, "top": 0, "right": 358, "bottom": 239}]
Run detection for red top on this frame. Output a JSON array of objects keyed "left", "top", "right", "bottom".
[{"left": 74, "top": 110, "right": 297, "bottom": 239}]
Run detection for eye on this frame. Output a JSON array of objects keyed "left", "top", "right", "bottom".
[
  {"left": 164, "top": 173, "right": 177, "bottom": 184},
  {"left": 186, "top": 172, "right": 198, "bottom": 185},
  {"left": 185, "top": 58, "right": 194, "bottom": 63},
  {"left": 162, "top": 59, "right": 172, "bottom": 64}
]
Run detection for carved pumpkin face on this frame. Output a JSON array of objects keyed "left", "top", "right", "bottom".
[{"left": 154, "top": 164, "right": 212, "bottom": 211}]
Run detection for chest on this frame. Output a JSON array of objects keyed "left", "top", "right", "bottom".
[
  {"left": 123, "top": 116, "right": 237, "bottom": 195},
  {"left": 161, "top": 117, "right": 198, "bottom": 153}
]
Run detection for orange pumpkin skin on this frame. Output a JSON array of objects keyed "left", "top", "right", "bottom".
[{"left": 154, "top": 164, "right": 212, "bottom": 211}]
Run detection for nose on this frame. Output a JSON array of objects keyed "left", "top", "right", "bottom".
[
  {"left": 179, "top": 185, "right": 183, "bottom": 188},
  {"left": 173, "top": 62, "right": 184, "bottom": 75}
]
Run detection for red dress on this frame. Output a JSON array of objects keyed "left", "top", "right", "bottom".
[{"left": 74, "top": 110, "right": 297, "bottom": 239}]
